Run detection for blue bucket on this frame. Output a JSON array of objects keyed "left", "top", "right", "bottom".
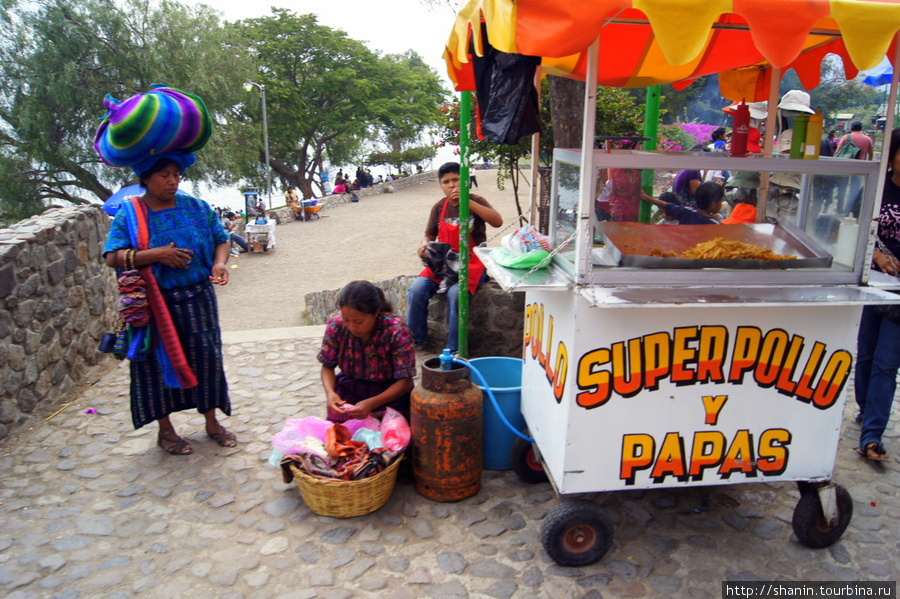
[{"left": 469, "top": 357, "right": 525, "bottom": 470}]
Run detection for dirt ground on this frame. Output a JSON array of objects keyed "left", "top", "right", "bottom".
[{"left": 213, "top": 169, "right": 534, "bottom": 332}]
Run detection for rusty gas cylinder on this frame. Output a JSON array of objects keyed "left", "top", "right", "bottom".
[{"left": 411, "top": 356, "right": 483, "bottom": 501}]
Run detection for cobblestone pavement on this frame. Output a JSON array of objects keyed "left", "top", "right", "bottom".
[{"left": 1, "top": 327, "right": 898, "bottom": 599}]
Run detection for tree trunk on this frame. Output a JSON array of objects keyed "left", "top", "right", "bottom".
[
  {"left": 544, "top": 76, "right": 587, "bottom": 232},
  {"left": 549, "top": 77, "right": 585, "bottom": 149}
]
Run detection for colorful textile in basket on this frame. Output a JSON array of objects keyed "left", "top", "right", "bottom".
[
  {"left": 94, "top": 84, "right": 212, "bottom": 168},
  {"left": 280, "top": 448, "right": 400, "bottom": 483}
]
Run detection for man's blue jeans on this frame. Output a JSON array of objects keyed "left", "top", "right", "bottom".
[
  {"left": 407, "top": 276, "right": 461, "bottom": 352},
  {"left": 854, "top": 305, "right": 900, "bottom": 450},
  {"left": 229, "top": 232, "right": 249, "bottom": 252}
]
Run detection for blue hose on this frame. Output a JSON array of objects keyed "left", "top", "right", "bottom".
[{"left": 453, "top": 357, "right": 535, "bottom": 444}]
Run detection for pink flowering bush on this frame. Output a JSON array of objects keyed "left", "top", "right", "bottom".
[{"left": 674, "top": 122, "right": 718, "bottom": 148}]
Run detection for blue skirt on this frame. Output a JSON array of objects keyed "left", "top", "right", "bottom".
[{"left": 129, "top": 281, "right": 231, "bottom": 429}]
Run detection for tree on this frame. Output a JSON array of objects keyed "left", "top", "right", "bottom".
[
  {"left": 781, "top": 62, "right": 881, "bottom": 128},
  {"left": 365, "top": 51, "right": 445, "bottom": 174},
  {"left": 0, "top": 0, "right": 252, "bottom": 224},
  {"left": 233, "top": 10, "right": 446, "bottom": 199}
]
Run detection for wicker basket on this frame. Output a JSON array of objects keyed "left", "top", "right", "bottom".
[{"left": 289, "top": 454, "right": 403, "bottom": 518}]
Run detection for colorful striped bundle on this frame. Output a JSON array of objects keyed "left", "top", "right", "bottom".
[{"left": 94, "top": 85, "right": 212, "bottom": 168}]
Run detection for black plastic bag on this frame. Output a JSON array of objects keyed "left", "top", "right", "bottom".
[{"left": 471, "top": 27, "right": 542, "bottom": 145}]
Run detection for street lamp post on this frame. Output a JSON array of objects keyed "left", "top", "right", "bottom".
[{"left": 243, "top": 81, "right": 272, "bottom": 209}]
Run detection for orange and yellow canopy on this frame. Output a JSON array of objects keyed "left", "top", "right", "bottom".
[{"left": 444, "top": 0, "right": 900, "bottom": 100}]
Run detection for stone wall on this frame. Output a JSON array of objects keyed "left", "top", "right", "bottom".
[
  {"left": 269, "top": 172, "right": 437, "bottom": 224},
  {"left": 305, "top": 275, "right": 525, "bottom": 358},
  {"left": 0, "top": 206, "right": 118, "bottom": 439}
]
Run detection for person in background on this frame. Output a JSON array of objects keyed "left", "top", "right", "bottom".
[
  {"left": 319, "top": 280, "right": 416, "bottom": 423},
  {"left": 284, "top": 186, "right": 299, "bottom": 205},
  {"left": 838, "top": 121, "right": 875, "bottom": 218},
  {"left": 673, "top": 163, "right": 704, "bottom": 208},
  {"left": 836, "top": 121, "right": 874, "bottom": 161},
  {"left": 709, "top": 127, "right": 728, "bottom": 151},
  {"left": 222, "top": 211, "right": 249, "bottom": 254},
  {"left": 853, "top": 127, "right": 900, "bottom": 462},
  {"left": 820, "top": 131, "right": 835, "bottom": 158},
  {"left": 407, "top": 161, "right": 502, "bottom": 354},
  {"left": 641, "top": 182, "right": 724, "bottom": 225}
]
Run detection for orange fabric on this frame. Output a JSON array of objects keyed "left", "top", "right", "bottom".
[
  {"left": 444, "top": 0, "right": 900, "bottom": 97},
  {"left": 722, "top": 203, "right": 758, "bottom": 224}
]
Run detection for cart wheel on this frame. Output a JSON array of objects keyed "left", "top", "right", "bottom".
[
  {"left": 791, "top": 484, "right": 852, "bottom": 548},
  {"left": 541, "top": 499, "right": 613, "bottom": 567},
  {"left": 510, "top": 436, "right": 548, "bottom": 484}
]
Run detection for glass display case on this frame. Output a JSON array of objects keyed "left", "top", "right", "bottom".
[{"left": 549, "top": 148, "right": 881, "bottom": 288}]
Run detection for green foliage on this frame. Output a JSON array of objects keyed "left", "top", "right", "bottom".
[
  {"left": 0, "top": 0, "right": 252, "bottom": 214},
  {"left": 656, "top": 124, "right": 695, "bottom": 152},
  {"left": 781, "top": 65, "right": 882, "bottom": 128},
  {"left": 0, "top": 0, "right": 445, "bottom": 217},
  {"left": 233, "top": 10, "right": 445, "bottom": 197},
  {"left": 0, "top": 155, "right": 45, "bottom": 226},
  {"left": 594, "top": 87, "right": 645, "bottom": 142}
]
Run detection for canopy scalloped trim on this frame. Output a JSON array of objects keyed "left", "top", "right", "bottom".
[{"left": 444, "top": 0, "right": 900, "bottom": 98}]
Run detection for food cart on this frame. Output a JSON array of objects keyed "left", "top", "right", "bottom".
[
  {"left": 443, "top": 0, "right": 900, "bottom": 566},
  {"left": 245, "top": 219, "right": 276, "bottom": 253}
]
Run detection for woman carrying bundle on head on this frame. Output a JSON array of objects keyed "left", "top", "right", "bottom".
[
  {"left": 97, "top": 85, "right": 236, "bottom": 455},
  {"left": 318, "top": 281, "right": 417, "bottom": 423}
]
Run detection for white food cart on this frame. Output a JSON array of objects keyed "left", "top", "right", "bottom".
[
  {"left": 479, "top": 149, "right": 898, "bottom": 565},
  {"left": 245, "top": 219, "right": 276, "bottom": 253},
  {"left": 446, "top": 0, "right": 900, "bottom": 567}
]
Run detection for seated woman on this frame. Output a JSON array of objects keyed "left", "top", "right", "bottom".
[
  {"left": 641, "top": 182, "right": 724, "bottom": 225},
  {"left": 318, "top": 280, "right": 417, "bottom": 423}
]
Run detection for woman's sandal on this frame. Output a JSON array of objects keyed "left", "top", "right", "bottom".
[
  {"left": 158, "top": 431, "right": 192, "bottom": 455},
  {"left": 207, "top": 427, "right": 237, "bottom": 448},
  {"left": 855, "top": 442, "right": 890, "bottom": 462}
]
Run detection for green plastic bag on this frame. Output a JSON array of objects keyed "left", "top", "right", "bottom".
[{"left": 492, "top": 248, "right": 551, "bottom": 270}]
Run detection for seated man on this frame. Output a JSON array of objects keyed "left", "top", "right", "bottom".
[
  {"left": 406, "top": 162, "right": 503, "bottom": 353},
  {"left": 221, "top": 212, "right": 249, "bottom": 253}
]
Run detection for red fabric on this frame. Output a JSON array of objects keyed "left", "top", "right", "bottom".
[
  {"left": 130, "top": 198, "right": 198, "bottom": 389},
  {"left": 417, "top": 199, "right": 486, "bottom": 295}
]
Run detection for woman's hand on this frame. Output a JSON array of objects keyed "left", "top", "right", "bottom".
[
  {"left": 326, "top": 390, "right": 347, "bottom": 414},
  {"left": 210, "top": 263, "right": 228, "bottom": 286},
  {"left": 155, "top": 243, "right": 192, "bottom": 269},
  {"left": 874, "top": 249, "right": 900, "bottom": 276},
  {"left": 339, "top": 398, "right": 374, "bottom": 419}
]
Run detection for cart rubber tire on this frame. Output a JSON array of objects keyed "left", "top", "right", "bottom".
[
  {"left": 510, "top": 436, "right": 548, "bottom": 484},
  {"left": 791, "top": 484, "right": 852, "bottom": 549},
  {"left": 541, "top": 499, "right": 613, "bottom": 567}
]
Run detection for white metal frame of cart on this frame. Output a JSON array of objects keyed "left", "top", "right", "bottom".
[{"left": 474, "top": 43, "right": 900, "bottom": 573}]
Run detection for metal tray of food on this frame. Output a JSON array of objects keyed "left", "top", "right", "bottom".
[{"left": 599, "top": 221, "right": 833, "bottom": 269}]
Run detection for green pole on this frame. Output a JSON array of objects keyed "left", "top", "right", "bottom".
[
  {"left": 458, "top": 91, "right": 472, "bottom": 358},
  {"left": 639, "top": 86, "right": 660, "bottom": 223}
]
